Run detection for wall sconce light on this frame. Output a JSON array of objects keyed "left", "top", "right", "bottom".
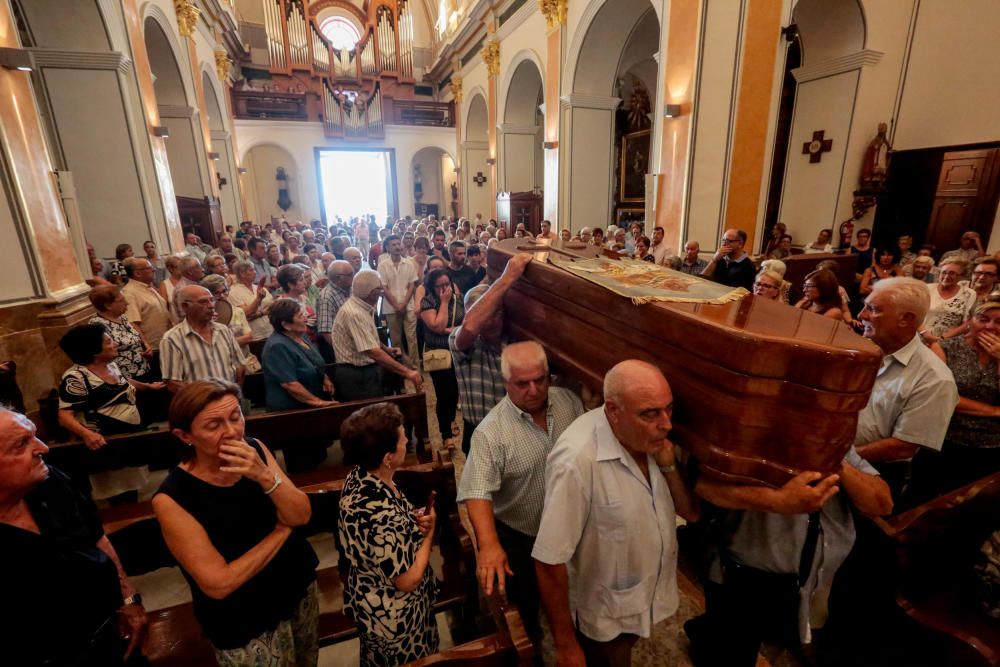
[
  {"left": 152, "top": 125, "right": 170, "bottom": 137},
  {"left": 543, "top": 141, "right": 558, "bottom": 149},
  {"left": 216, "top": 172, "right": 228, "bottom": 188},
  {"left": 485, "top": 158, "right": 496, "bottom": 165},
  {"left": 208, "top": 151, "right": 220, "bottom": 161},
  {"left": 237, "top": 167, "right": 248, "bottom": 174},
  {"left": 664, "top": 104, "right": 682, "bottom": 118},
  {"left": 0, "top": 48, "right": 33, "bottom": 72}
]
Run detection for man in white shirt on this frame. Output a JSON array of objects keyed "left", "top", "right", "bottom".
[
  {"left": 533, "top": 360, "right": 699, "bottom": 667},
  {"left": 377, "top": 235, "right": 419, "bottom": 362},
  {"left": 649, "top": 226, "right": 673, "bottom": 265}
]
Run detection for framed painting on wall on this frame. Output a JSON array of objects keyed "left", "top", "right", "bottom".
[{"left": 620, "top": 129, "right": 651, "bottom": 203}]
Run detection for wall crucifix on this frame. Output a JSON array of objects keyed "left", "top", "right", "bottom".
[
  {"left": 473, "top": 172, "right": 487, "bottom": 187},
  {"left": 802, "top": 130, "right": 833, "bottom": 163}
]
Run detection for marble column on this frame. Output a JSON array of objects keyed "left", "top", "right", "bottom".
[{"left": 559, "top": 94, "right": 621, "bottom": 233}]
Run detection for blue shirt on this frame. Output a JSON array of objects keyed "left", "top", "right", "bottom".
[{"left": 262, "top": 332, "right": 327, "bottom": 411}]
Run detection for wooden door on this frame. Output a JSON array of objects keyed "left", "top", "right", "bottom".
[{"left": 925, "top": 149, "right": 1000, "bottom": 252}]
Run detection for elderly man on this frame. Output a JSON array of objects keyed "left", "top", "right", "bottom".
[
  {"left": 941, "top": 230, "right": 985, "bottom": 275},
  {"left": 687, "top": 429, "right": 893, "bottom": 666},
  {"left": 317, "top": 260, "right": 354, "bottom": 357},
  {"left": 855, "top": 277, "right": 958, "bottom": 495},
  {"left": 184, "top": 232, "right": 206, "bottom": 262},
  {"left": 457, "top": 342, "right": 584, "bottom": 645},
  {"left": 171, "top": 256, "right": 206, "bottom": 316},
  {"left": 678, "top": 240, "right": 708, "bottom": 275},
  {"left": 648, "top": 226, "right": 673, "bottom": 265},
  {"left": 331, "top": 269, "right": 422, "bottom": 400},
  {"left": 906, "top": 255, "right": 936, "bottom": 283},
  {"left": 449, "top": 253, "right": 532, "bottom": 454},
  {"left": 209, "top": 233, "right": 246, "bottom": 262},
  {"left": 533, "top": 361, "right": 699, "bottom": 667},
  {"left": 343, "top": 246, "right": 368, "bottom": 274},
  {"left": 702, "top": 229, "right": 755, "bottom": 290},
  {"left": 1, "top": 408, "right": 147, "bottom": 666},
  {"left": 122, "top": 257, "right": 172, "bottom": 350},
  {"left": 160, "top": 285, "right": 246, "bottom": 393},
  {"left": 378, "top": 235, "right": 419, "bottom": 361}
]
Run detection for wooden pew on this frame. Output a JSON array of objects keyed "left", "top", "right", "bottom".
[
  {"left": 44, "top": 392, "right": 432, "bottom": 480},
  {"left": 873, "top": 472, "right": 1000, "bottom": 666},
  {"left": 126, "top": 451, "right": 478, "bottom": 666},
  {"left": 781, "top": 251, "right": 859, "bottom": 304}
]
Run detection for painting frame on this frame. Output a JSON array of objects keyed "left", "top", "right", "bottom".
[{"left": 619, "top": 129, "right": 651, "bottom": 203}]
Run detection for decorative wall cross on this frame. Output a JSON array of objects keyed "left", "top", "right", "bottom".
[
  {"left": 516, "top": 208, "right": 531, "bottom": 226},
  {"left": 802, "top": 130, "right": 833, "bottom": 163},
  {"left": 473, "top": 172, "right": 487, "bottom": 187}
]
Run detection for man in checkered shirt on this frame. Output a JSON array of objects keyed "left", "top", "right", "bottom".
[
  {"left": 457, "top": 340, "right": 584, "bottom": 647},
  {"left": 448, "top": 253, "right": 532, "bottom": 454}
]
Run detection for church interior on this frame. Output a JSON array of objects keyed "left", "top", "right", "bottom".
[{"left": 2, "top": 0, "right": 1000, "bottom": 665}]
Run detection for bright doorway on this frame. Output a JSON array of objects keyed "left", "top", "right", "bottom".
[{"left": 315, "top": 148, "right": 397, "bottom": 225}]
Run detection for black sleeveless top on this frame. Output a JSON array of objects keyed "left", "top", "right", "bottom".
[{"left": 155, "top": 440, "right": 318, "bottom": 649}]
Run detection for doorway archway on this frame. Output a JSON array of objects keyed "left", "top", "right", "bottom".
[{"left": 501, "top": 56, "right": 544, "bottom": 194}]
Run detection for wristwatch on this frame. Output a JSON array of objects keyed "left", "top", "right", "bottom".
[
  {"left": 122, "top": 593, "right": 143, "bottom": 607},
  {"left": 659, "top": 464, "right": 677, "bottom": 474}
]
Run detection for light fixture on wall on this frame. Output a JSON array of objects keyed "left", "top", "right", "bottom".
[
  {"left": 208, "top": 151, "right": 220, "bottom": 160},
  {"left": 0, "top": 48, "right": 33, "bottom": 72},
  {"left": 485, "top": 158, "right": 496, "bottom": 165},
  {"left": 152, "top": 125, "right": 170, "bottom": 138},
  {"left": 543, "top": 141, "right": 558, "bottom": 149},
  {"left": 237, "top": 167, "right": 248, "bottom": 174},
  {"left": 663, "top": 104, "right": 682, "bottom": 118}
]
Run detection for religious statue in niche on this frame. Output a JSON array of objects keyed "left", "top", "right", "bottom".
[
  {"left": 413, "top": 164, "right": 423, "bottom": 202},
  {"left": 275, "top": 167, "right": 292, "bottom": 212},
  {"left": 627, "top": 76, "right": 651, "bottom": 130},
  {"left": 859, "top": 122, "right": 892, "bottom": 191},
  {"left": 451, "top": 182, "right": 458, "bottom": 201}
]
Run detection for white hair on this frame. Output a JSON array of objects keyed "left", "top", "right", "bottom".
[
  {"left": 871, "top": 277, "right": 930, "bottom": 322},
  {"left": 500, "top": 341, "right": 548, "bottom": 381},
  {"left": 760, "top": 258, "right": 787, "bottom": 278},
  {"left": 351, "top": 269, "right": 382, "bottom": 298}
]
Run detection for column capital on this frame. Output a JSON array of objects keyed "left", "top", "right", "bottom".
[
  {"left": 174, "top": 0, "right": 201, "bottom": 38},
  {"left": 538, "top": 0, "right": 568, "bottom": 30},
  {"left": 481, "top": 40, "right": 500, "bottom": 78},
  {"left": 215, "top": 49, "right": 232, "bottom": 83},
  {"left": 450, "top": 75, "right": 463, "bottom": 103}
]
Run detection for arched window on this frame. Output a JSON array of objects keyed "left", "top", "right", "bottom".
[{"left": 320, "top": 16, "right": 361, "bottom": 50}]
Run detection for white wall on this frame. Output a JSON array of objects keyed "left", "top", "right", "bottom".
[
  {"left": 893, "top": 0, "right": 1000, "bottom": 150},
  {"left": 0, "top": 154, "right": 40, "bottom": 302},
  {"left": 235, "top": 120, "right": 456, "bottom": 221},
  {"left": 244, "top": 145, "right": 304, "bottom": 224}
]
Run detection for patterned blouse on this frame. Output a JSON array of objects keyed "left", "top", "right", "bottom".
[
  {"left": 88, "top": 315, "right": 150, "bottom": 379},
  {"left": 941, "top": 337, "right": 1000, "bottom": 449},
  {"left": 924, "top": 284, "right": 977, "bottom": 337},
  {"left": 338, "top": 467, "right": 438, "bottom": 667}
]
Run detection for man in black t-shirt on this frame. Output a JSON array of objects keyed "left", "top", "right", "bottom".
[
  {"left": 466, "top": 245, "right": 488, "bottom": 287},
  {"left": 0, "top": 408, "right": 147, "bottom": 666},
  {"left": 702, "top": 228, "right": 756, "bottom": 291},
  {"left": 447, "top": 241, "right": 479, "bottom": 295}
]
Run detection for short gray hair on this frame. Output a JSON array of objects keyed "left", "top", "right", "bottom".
[
  {"left": 464, "top": 284, "right": 489, "bottom": 309},
  {"left": 913, "top": 255, "right": 935, "bottom": 267},
  {"left": 351, "top": 269, "right": 382, "bottom": 298},
  {"left": 200, "top": 274, "right": 227, "bottom": 294},
  {"left": 500, "top": 341, "right": 548, "bottom": 380},
  {"left": 179, "top": 256, "right": 202, "bottom": 274},
  {"left": 871, "top": 277, "right": 930, "bottom": 322},
  {"left": 232, "top": 260, "right": 255, "bottom": 277},
  {"left": 760, "top": 258, "right": 787, "bottom": 278},
  {"left": 327, "top": 260, "right": 352, "bottom": 281}
]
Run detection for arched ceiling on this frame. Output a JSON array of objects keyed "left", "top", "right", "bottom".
[
  {"left": 504, "top": 59, "right": 543, "bottom": 125},
  {"left": 573, "top": 0, "right": 660, "bottom": 96},
  {"left": 792, "top": 0, "right": 865, "bottom": 65},
  {"left": 465, "top": 93, "right": 488, "bottom": 140},
  {"left": 144, "top": 17, "right": 188, "bottom": 106}
]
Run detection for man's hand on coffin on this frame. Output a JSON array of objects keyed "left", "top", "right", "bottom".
[
  {"left": 772, "top": 471, "right": 840, "bottom": 514},
  {"left": 476, "top": 541, "right": 513, "bottom": 596},
  {"left": 501, "top": 252, "right": 533, "bottom": 283}
]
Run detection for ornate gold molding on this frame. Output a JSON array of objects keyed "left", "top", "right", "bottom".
[
  {"left": 175, "top": 0, "right": 201, "bottom": 38},
  {"left": 215, "top": 50, "right": 232, "bottom": 82},
  {"left": 450, "top": 75, "right": 463, "bottom": 103},
  {"left": 481, "top": 41, "right": 500, "bottom": 78},
  {"left": 538, "top": 0, "right": 568, "bottom": 30}
]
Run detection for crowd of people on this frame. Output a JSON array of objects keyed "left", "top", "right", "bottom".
[{"left": 5, "top": 211, "right": 1000, "bottom": 667}]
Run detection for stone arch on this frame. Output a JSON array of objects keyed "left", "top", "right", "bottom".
[
  {"left": 792, "top": 0, "right": 866, "bottom": 66},
  {"left": 202, "top": 70, "right": 242, "bottom": 227},
  {"left": 499, "top": 49, "right": 544, "bottom": 125},
  {"left": 463, "top": 88, "right": 488, "bottom": 140},
  {"left": 462, "top": 92, "right": 490, "bottom": 220},
  {"left": 500, "top": 57, "right": 544, "bottom": 193},
  {"left": 410, "top": 146, "right": 456, "bottom": 218},
  {"left": 243, "top": 144, "right": 302, "bottom": 226}
]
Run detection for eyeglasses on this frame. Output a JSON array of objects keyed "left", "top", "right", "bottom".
[
  {"left": 972, "top": 271, "right": 998, "bottom": 277},
  {"left": 721, "top": 238, "right": 741, "bottom": 245},
  {"left": 803, "top": 283, "right": 817, "bottom": 289},
  {"left": 755, "top": 282, "right": 779, "bottom": 290}
]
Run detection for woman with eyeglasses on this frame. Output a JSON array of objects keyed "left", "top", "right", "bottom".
[
  {"left": 202, "top": 275, "right": 253, "bottom": 355},
  {"left": 419, "top": 268, "right": 465, "bottom": 448},
  {"left": 752, "top": 269, "right": 784, "bottom": 301},
  {"left": 795, "top": 269, "right": 844, "bottom": 319},
  {"left": 922, "top": 260, "right": 977, "bottom": 339}
]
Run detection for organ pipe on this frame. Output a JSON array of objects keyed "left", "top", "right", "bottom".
[
  {"left": 311, "top": 23, "right": 329, "bottom": 74},
  {"left": 376, "top": 7, "right": 396, "bottom": 73},
  {"left": 398, "top": 0, "right": 413, "bottom": 78},
  {"left": 264, "top": 0, "right": 285, "bottom": 68},
  {"left": 287, "top": 0, "right": 308, "bottom": 66}
]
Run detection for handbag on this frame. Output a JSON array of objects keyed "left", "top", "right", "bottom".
[
  {"left": 244, "top": 353, "right": 262, "bottom": 374},
  {"left": 422, "top": 295, "right": 457, "bottom": 371}
]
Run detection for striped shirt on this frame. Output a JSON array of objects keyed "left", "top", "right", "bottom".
[
  {"left": 316, "top": 283, "right": 351, "bottom": 335},
  {"left": 448, "top": 326, "right": 506, "bottom": 425},
  {"left": 457, "top": 388, "right": 584, "bottom": 536},
  {"left": 331, "top": 296, "right": 381, "bottom": 367},
  {"left": 159, "top": 319, "right": 246, "bottom": 383}
]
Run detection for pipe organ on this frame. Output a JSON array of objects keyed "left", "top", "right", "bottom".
[{"left": 260, "top": 0, "right": 421, "bottom": 139}]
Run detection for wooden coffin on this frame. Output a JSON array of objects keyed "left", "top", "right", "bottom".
[{"left": 487, "top": 239, "right": 883, "bottom": 487}]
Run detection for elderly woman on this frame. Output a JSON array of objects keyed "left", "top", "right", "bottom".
[
  {"left": 204, "top": 254, "right": 234, "bottom": 287},
  {"left": 88, "top": 285, "right": 152, "bottom": 380},
  {"left": 1, "top": 407, "right": 148, "bottom": 666},
  {"left": 753, "top": 268, "right": 784, "bottom": 300},
  {"left": 201, "top": 274, "right": 253, "bottom": 354},
  {"left": 795, "top": 269, "right": 844, "bottom": 319},
  {"left": 57, "top": 324, "right": 163, "bottom": 500},
  {"left": 158, "top": 254, "right": 183, "bottom": 315},
  {"left": 759, "top": 259, "right": 792, "bottom": 304},
  {"left": 277, "top": 264, "right": 318, "bottom": 333},
  {"left": 922, "top": 260, "right": 977, "bottom": 338},
  {"left": 338, "top": 402, "right": 438, "bottom": 666},
  {"left": 230, "top": 259, "right": 275, "bottom": 343},
  {"left": 262, "top": 299, "right": 336, "bottom": 411},
  {"left": 634, "top": 235, "right": 654, "bottom": 262},
  {"left": 153, "top": 380, "right": 318, "bottom": 665},
  {"left": 919, "top": 298, "right": 1000, "bottom": 495},
  {"left": 420, "top": 268, "right": 464, "bottom": 448}
]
